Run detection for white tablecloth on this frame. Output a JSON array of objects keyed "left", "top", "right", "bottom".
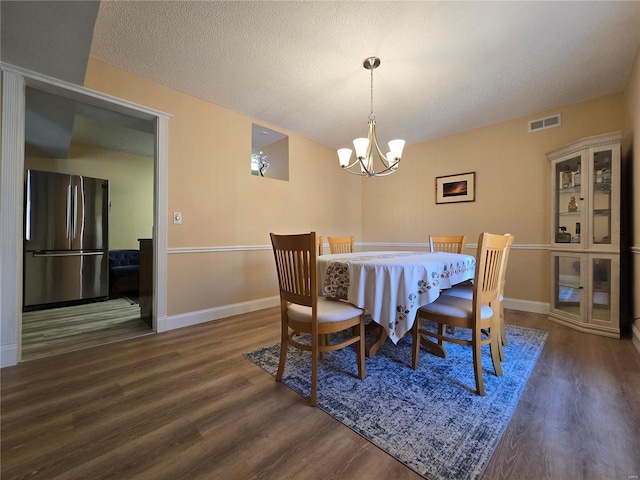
[{"left": 318, "top": 251, "right": 476, "bottom": 343}]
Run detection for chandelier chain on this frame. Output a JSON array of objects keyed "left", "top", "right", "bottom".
[{"left": 369, "top": 64, "right": 375, "bottom": 120}]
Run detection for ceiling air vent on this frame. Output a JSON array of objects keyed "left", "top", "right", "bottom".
[{"left": 528, "top": 114, "right": 561, "bottom": 133}]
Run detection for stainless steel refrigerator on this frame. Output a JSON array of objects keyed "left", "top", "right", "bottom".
[{"left": 23, "top": 170, "right": 109, "bottom": 311}]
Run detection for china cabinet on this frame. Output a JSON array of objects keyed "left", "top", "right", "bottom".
[{"left": 546, "top": 132, "right": 620, "bottom": 337}]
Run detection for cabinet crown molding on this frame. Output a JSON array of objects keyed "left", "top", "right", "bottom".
[{"left": 546, "top": 131, "right": 621, "bottom": 161}]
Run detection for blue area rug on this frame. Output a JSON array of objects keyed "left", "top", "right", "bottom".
[{"left": 245, "top": 324, "right": 548, "bottom": 480}]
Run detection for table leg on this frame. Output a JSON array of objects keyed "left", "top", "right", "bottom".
[
  {"left": 366, "top": 325, "right": 387, "bottom": 358},
  {"left": 419, "top": 336, "right": 447, "bottom": 358}
]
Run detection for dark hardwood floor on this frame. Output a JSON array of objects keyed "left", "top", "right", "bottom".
[{"left": 2, "top": 308, "right": 639, "bottom": 480}]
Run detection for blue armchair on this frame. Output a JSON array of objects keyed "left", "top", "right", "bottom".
[{"left": 109, "top": 250, "right": 140, "bottom": 297}]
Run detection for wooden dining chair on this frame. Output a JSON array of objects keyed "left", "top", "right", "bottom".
[
  {"left": 317, "top": 235, "right": 323, "bottom": 256},
  {"left": 328, "top": 236, "right": 355, "bottom": 254},
  {"left": 429, "top": 235, "right": 466, "bottom": 254},
  {"left": 429, "top": 235, "right": 467, "bottom": 335},
  {"left": 440, "top": 234, "right": 515, "bottom": 361},
  {"left": 270, "top": 232, "right": 365, "bottom": 406},
  {"left": 411, "top": 232, "right": 509, "bottom": 396}
]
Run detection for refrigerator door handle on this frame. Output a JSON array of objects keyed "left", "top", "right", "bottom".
[
  {"left": 25, "top": 170, "right": 32, "bottom": 240},
  {"left": 72, "top": 184, "right": 79, "bottom": 239},
  {"left": 32, "top": 251, "right": 104, "bottom": 257},
  {"left": 66, "top": 184, "right": 72, "bottom": 239}
]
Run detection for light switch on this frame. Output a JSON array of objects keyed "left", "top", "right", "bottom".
[{"left": 173, "top": 211, "right": 182, "bottom": 224}]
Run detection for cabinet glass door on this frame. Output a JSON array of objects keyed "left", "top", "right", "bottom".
[
  {"left": 590, "top": 256, "right": 611, "bottom": 322},
  {"left": 552, "top": 254, "right": 583, "bottom": 320},
  {"left": 588, "top": 253, "right": 619, "bottom": 333},
  {"left": 591, "top": 150, "right": 612, "bottom": 247},
  {"left": 554, "top": 155, "right": 582, "bottom": 245}
]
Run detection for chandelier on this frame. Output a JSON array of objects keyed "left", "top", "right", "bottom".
[
  {"left": 337, "top": 57, "right": 405, "bottom": 177},
  {"left": 251, "top": 151, "right": 270, "bottom": 177}
]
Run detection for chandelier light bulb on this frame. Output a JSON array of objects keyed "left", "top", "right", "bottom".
[
  {"left": 353, "top": 138, "right": 370, "bottom": 159},
  {"left": 388, "top": 139, "right": 405, "bottom": 159},
  {"left": 338, "top": 148, "right": 353, "bottom": 168}
]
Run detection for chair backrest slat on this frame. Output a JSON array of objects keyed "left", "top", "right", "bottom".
[
  {"left": 429, "top": 235, "right": 466, "bottom": 254},
  {"left": 499, "top": 234, "right": 515, "bottom": 295},
  {"left": 270, "top": 232, "right": 317, "bottom": 308},
  {"left": 473, "top": 233, "right": 510, "bottom": 309},
  {"left": 328, "top": 236, "right": 354, "bottom": 254}
]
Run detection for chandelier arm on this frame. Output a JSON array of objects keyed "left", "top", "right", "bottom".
[
  {"left": 370, "top": 122, "right": 392, "bottom": 166},
  {"left": 342, "top": 158, "right": 365, "bottom": 170},
  {"left": 343, "top": 164, "right": 396, "bottom": 177},
  {"left": 342, "top": 160, "right": 397, "bottom": 177},
  {"left": 359, "top": 158, "right": 374, "bottom": 177}
]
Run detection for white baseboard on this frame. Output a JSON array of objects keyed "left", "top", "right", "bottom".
[
  {"left": 633, "top": 321, "right": 640, "bottom": 355},
  {"left": 165, "top": 295, "right": 550, "bottom": 333},
  {"left": 166, "top": 296, "right": 280, "bottom": 331},
  {"left": 503, "top": 298, "right": 549, "bottom": 314},
  {"left": 2, "top": 296, "right": 631, "bottom": 366},
  {"left": 1, "top": 343, "right": 18, "bottom": 368}
]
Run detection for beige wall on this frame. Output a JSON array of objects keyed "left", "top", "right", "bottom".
[
  {"left": 362, "top": 93, "right": 625, "bottom": 305},
  {"left": 84, "top": 59, "right": 362, "bottom": 316},
  {"left": 623, "top": 46, "right": 640, "bottom": 339},
  {"left": 83, "top": 57, "right": 630, "bottom": 323},
  {"left": 25, "top": 142, "right": 154, "bottom": 250},
  {"left": 260, "top": 136, "right": 288, "bottom": 181}
]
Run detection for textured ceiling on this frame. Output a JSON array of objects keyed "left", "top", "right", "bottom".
[{"left": 90, "top": 1, "right": 640, "bottom": 150}]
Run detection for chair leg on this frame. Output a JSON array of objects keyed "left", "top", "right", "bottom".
[
  {"left": 491, "top": 300, "right": 506, "bottom": 362},
  {"left": 472, "top": 328, "right": 485, "bottom": 396},
  {"left": 437, "top": 323, "right": 446, "bottom": 350},
  {"left": 310, "top": 332, "right": 318, "bottom": 407},
  {"left": 276, "top": 321, "right": 288, "bottom": 382},
  {"left": 319, "top": 335, "right": 327, "bottom": 361},
  {"left": 411, "top": 317, "right": 421, "bottom": 369},
  {"left": 500, "top": 304, "right": 508, "bottom": 346},
  {"left": 357, "top": 316, "right": 365, "bottom": 380},
  {"left": 490, "top": 331, "right": 503, "bottom": 377}
]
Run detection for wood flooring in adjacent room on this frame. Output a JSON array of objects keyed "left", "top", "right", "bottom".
[
  {"left": 2, "top": 308, "right": 639, "bottom": 479},
  {"left": 21, "top": 298, "right": 153, "bottom": 361}
]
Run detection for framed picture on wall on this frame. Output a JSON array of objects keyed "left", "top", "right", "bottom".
[{"left": 435, "top": 172, "right": 476, "bottom": 204}]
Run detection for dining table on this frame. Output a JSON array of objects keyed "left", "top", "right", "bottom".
[{"left": 317, "top": 251, "right": 476, "bottom": 357}]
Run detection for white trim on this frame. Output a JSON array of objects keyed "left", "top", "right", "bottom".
[
  {"left": 163, "top": 295, "right": 548, "bottom": 333},
  {"left": 362, "top": 242, "right": 549, "bottom": 251},
  {"left": 169, "top": 245, "right": 272, "bottom": 254},
  {"left": 166, "top": 296, "right": 280, "bottom": 331},
  {"left": 545, "top": 131, "right": 621, "bottom": 160},
  {"left": 1, "top": 69, "right": 26, "bottom": 367},
  {"left": 548, "top": 313, "right": 621, "bottom": 339},
  {"left": 632, "top": 321, "right": 640, "bottom": 355},
  {"left": 1, "top": 63, "right": 170, "bottom": 119},
  {"left": 154, "top": 115, "right": 170, "bottom": 332},
  {"left": 0, "top": 64, "right": 170, "bottom": 366},
  {"left": 460, "top": 244, "right": 550, "bottom": 251},
  {"left": 503, "top": 298, "right": 549, "bottom": 314},
  {"left": 0, "top": 344, "right": 18, "bottom": 369},
  {"left": 120, "top": 294, "right": 555, "bottom": 332},
  {"left": 168, "top": 243, "right": 552, "bottom": 254}
]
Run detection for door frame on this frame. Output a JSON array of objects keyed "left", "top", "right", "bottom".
[{"left": 1, "top": 63, "right": 171, "bottom": 366}]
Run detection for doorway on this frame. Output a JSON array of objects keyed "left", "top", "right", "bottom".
[
  {"left": 0, "top": 65, "right": 170, "bottom": 366},
  {"left": 21, "top": 87, "right": 156, "bottom": 360}
]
